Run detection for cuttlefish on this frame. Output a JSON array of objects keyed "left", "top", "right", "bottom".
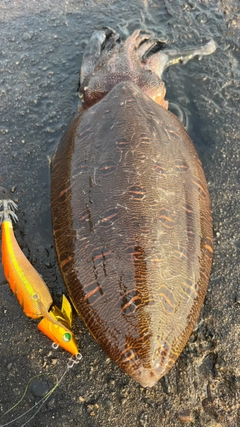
[{"left": 51, "top": 28, "right": 215, "bottom": 387}]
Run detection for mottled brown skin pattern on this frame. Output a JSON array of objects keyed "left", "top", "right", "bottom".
[{"left": 51, "top": 29, "right": 213, "bottom": 387}]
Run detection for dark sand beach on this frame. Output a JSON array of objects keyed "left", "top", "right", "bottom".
[{"left": 0, "top": 1, "right": 239, "bottom": 426}]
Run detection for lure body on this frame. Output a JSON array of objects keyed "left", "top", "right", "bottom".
[
  {"left": 0, "top": 200, "right": 78, "bottom": 356},
  {"left": 2, "top": 219, "right": 52, "bottom": 318},
  {"left": 51, "top": 29, "right": 215, "bottom": 386}
]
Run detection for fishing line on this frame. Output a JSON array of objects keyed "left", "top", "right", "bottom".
[{"left": 0, "top": 353, "right": 82, "bottom": 427}]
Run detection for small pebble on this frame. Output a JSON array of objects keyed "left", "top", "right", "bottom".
[
  {"left": 108, "top": 378, "right": 116, "bottom": 389},
  {"left": 10, "top": 186, "right": 16, "bottom": 193},
  {"left": 46, "top": 396, "right": 56, "bottom": 410},
  {"left": 196, "top": 13, "right": 208, "bottom": 24},
  {"left": 177, "top": 409, "right": 193, "bottom": 422},
  {"left": 30, "top": 380, "right": 49, "bottom": 398},
  {"left": 139, "top": 411, "right": 149, "bottom": 426},
  {"left": 102, "top": 397, "right": 113, "bottom": 412},
  {"left": 22, "top": 32, "right": 33, "bottom": 41}
]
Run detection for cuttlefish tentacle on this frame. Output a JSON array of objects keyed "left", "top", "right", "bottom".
[
  {"left": 144, "top": 38, "right": 217, "bottom": 78},
  {"left": 80, "top": 27, "right": 120, "bottom": 84}
]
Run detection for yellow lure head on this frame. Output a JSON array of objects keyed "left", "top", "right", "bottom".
[{"left": 38, "top": 295, "right": 79, "bottom": 356}]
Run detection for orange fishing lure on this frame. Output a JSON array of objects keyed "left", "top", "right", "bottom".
[{"left": 0, "top": 199, "right": 78, "bottom": 356}]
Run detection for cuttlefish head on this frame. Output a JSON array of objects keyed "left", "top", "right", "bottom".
[
  {"left": 79, "top": 27, "right": 168, "bottom": 110},
  {"left": 79, "top": 27, "right": 216, "bottom": 112}
]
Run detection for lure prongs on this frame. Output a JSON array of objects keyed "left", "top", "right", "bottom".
[
  {"left": 0, "top": 199, "right": 18, "bottom": 223},
  {"left": 0, "top": 198, "right": 79, "bottom": 355}
]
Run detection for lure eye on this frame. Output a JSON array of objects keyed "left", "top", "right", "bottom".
[{"left": 63, "top": 332, "right": 71, "bottom": 342}]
